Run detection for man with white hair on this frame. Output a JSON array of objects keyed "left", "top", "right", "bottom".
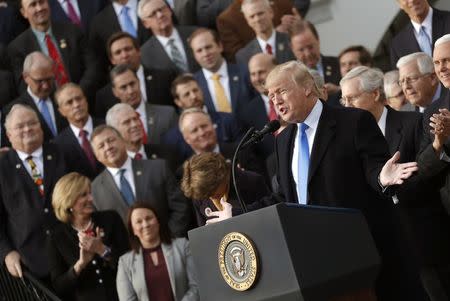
[
  {"left": 417, "top": 33, "right": 450, "bottom": 301},
  {"left": 384, "top": 70, "right": 412, "bottom": 111},
  {"left": 397, "top": 52, "right": 442, "bottom": 113}
]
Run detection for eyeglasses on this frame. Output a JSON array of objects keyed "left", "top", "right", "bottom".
[
  {"left": 28, "top": 75, "right": 55, "bottom": 86},
  {"left": 397, "top": 73, "right": 431, "bottom": 86},
  {"left": 10, "top": 120, "right": 40, "bottom": 131},
  {"left": 387, "top": 90, "right": 404, "bottom": 100},
  {"left": 143, "top": 5, "right": 168, "bottom": 19},
  {"left": 339, "top": 91, "right": 368, "bottom": 106}
]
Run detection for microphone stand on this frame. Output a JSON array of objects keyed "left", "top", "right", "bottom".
[{"left": 231, "top": 127, "right": 255, "bottom": 214}]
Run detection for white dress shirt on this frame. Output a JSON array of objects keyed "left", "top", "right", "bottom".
[
  {"left": 411, "top": 7, "right": 433, "bottom": 42},
  {"left": 17, "top": 147, "right": 45, "bottom": 179},
  {"left": 256, "top": 30, "right": 276, "bottom": 56},
  {"left": 202, "top": 61, "right": 232, "bottom": 111},
  {"left": 156, "top": 29, "right": 188, "bottom": 66},
  {"left": 136, "top": 65, "right": 148, "bottom": 103},
  {"left": 291, "top": 100, "right": 322, "bottom": 201},
  {"left": 69, "top": 116, "right": 93, "bottom": 146},
  {"left": 57, "top": 0, "right": 81, "bottom": 20},
  {"left": 107, "top": 157, "right": 136, "bottom": 197},
  {"left": 260, "top": 93, "right": 271, "bottom": 116},
  {"left": 28, "top": 86, "right": 57, "bottom": 133},
  {"left": 112, "top": 0, "right": 138, "bottom": 31},
  {"left": 135, "top": 100, "right": 148, "bottom": 134},
  {"left": 377, "top": 107, "right": 388, "bottom": 137},
  {"left": 127, "top": 145, "right": 148, "bottom": 160}
]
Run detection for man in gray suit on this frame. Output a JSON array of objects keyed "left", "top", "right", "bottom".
[
  {"left": 236, "top": 0, "right": 294, "bottom": 67},
  {"left": 111, "top": 64, "right": 178, "bottom": 144},
  {"left": 137, "top": 0, "right": 199, "bottom": 73},
  {"left": 90, "top": 124, "right": 190, "bottom": 236}
]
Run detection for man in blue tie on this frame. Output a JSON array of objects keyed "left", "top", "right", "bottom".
[
  {"left": 90, "top": 125, "right": 190, "bottom": 236},
  {"left": 4, "top": 52, "right": 67, "bottom": 144}
]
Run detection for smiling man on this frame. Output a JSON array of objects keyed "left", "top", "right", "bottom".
[{"left": 90, "top": 124, "right": 190, "bottom": 236}]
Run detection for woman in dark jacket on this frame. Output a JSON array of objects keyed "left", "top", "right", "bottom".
[
  {"left": 181, "top": 152, "right": 272, "bottom": 226},
  {"left": 47, "top": 172, "right": 130, "bottom": 301}
]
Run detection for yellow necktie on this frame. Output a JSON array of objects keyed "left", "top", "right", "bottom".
[{"left": 211, "top": 73, "right": 231, "bottom": 113}]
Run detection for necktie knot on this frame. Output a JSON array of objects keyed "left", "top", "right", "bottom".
[
  {"left": 212, "top": 73, "right": 221, "bottom": 81},
  {"left": 265, "top": 43, "right": 273, "bottom": 55},
  {"left": 79, "top": 129, "right": 87, "bottom": 138},
  {"left": 135, "top": 152, "right": 143, "bottom": 160},
  {"left": 300, "top": 123, "right": 309, "bottom": 134},
  {"left": 122, "top": 6, "right": 129, "bottom": 14}
]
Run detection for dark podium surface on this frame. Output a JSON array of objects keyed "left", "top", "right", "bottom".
[{"left": 188, "top": 203, "right": 380, "bottom": 301}]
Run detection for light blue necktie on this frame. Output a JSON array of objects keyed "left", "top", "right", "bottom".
[
  {"left": 38, "top": 99, "right": 56, "bottom": 136},
  {"left": 119, "top": 169, "right": 135, "bottom": 205},
  {"left": 417, "top": 26, "right": 432, "bottom": 56},
  {"left": 297, "top": 123, "right": 309, "bottom": 204},
  {"left": 168, "top": 38, "right": 188, "bottom": 71},
  {"left": 119, "top": 6, "right": 137, "bottom": 38}
]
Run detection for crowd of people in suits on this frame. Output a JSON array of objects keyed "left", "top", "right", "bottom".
[{"left": 1, "top": 0, "right": 450, "bottom": 300}]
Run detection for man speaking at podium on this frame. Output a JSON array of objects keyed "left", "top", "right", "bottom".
[{"left": 208, "top": 61, "right": 426, "bottom": 300}]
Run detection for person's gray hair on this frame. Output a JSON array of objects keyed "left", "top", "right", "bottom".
[
  {"left": 435, "top": 34, "right": 450, "bottom": 47},
  {"left": 137, "top": 0, "right": 164, "bottom": 19},
  {"left": 241, "top": 0, "right": 271, "bottom": 13},
  {"left": 396, "top": 52, "right": 434, "bottom": 74},
  {"left": 383, "top": 70, "right": 400, "bottom": 98},
  {"left": 340, "top": 66, "right": 385, "bottom": 97},
  {"left": 23, "top": 52, "right": 54, "bottom": 74},
  {"left": 105, "top": 103, "right": 135, "bottom": 128},
  {"left": 4, "top": 104, "right": 38, "bottom": 131},
  {"left": 178, "top": 107, "right": 211, "bottom": 133}
]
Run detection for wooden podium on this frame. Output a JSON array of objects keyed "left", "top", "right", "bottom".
[{"left": 188, "top": 203, "right": 380, "bottom": 301}]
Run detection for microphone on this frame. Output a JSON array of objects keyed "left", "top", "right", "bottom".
[{"left": 241, "top": 120, "right": 280, "bottom": 149}]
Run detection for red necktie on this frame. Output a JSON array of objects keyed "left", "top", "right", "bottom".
[
  {"left": 134, "top": 152, "right": 143, "bottom": 160},
  {"left": 79, "top": 130, "right": 96, "bottom": 169},
  {"left": 45, "top": 34, "right": 69, "bottom": 86},
  {"left": 136, "top": 112, "right": 148, "bottom": 144},
  {"left": 66, "top": 0, "right": 82, "bottom": 27},
  {"left": 265, "top": 43, "right": 273, "bottom": 55}
]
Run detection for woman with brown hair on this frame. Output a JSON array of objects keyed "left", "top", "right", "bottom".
[
  {"left": 181, "top": 152, "right": 271, "bottom": 226},
  {"left": 47, "top": 172, "right": 129, "bottom": 301},
  {"left": 116, "top": 202, "right": 199, "bottom": 301}
]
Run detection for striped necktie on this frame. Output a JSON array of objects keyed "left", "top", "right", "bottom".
[{"left": 26, "top": 156, "right": 44, "bottom": 197}]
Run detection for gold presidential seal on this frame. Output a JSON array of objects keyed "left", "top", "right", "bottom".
[{"left": 218, "top": 232, "right": 258, "bottom": 291}]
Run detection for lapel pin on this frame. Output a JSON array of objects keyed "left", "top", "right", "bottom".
[
  {"left": 146, "top": 75, "right": 153, "bottom": 81},
  {"left": 59, "top": 39, "right": 67, "bottom": 49},
  {"left": 326, "top": 70, "right": 332, "bottom": 76},
  {"left": 233, "top": 76, "right": 239, "bottom": 82},
  {"left": 148, "top": 117, "right": 154, "bottom": 125},
  {"left": 16, "top": 164, "right": 21, "bottom": 169},
  {"left": 136, "top": 170, "right": 142, "bottom": 176},
  {"left": 151, "top": 154, "right": 157, "bottom": 159},
  {"left": 326, "top": 65, "right": 332, "bottom": 70},
  {"left": 47, "top": 155, "right": 52, "bottom": 160},
  {"left": 278, "top": 43, "right": 284, "bottom": 51}
]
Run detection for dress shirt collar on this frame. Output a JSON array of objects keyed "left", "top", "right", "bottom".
[
  {"left": 156, "top": 28, "right": 179, "bottom": 46},
  {"left": 136, "top": 65, "right": 147, "bottom": 102},
  {"left": 315, "top": 57, "right": 324, "bottom": 79},
  {"left": 127, "top": 145, "right": 147, "bottom": 159},
  {"left": 27, "top": 86, "right": 51, "bottom": 105},
  {"left": 377, "top": 106, "right": 388, "bottom": 136},
  {"left": 203, "top": 60, "right": 228, "bottom": 80},
  {"left": 136, "top": 98, "right": 146, "bottom": 116},
  {"left": 17, "top": 146, "right": 43, "bottom": 161},
  {"left": 112, "top": 0, "right": 138, "bottom": 17},
  {"left": 107, "top": 156, "right": 133, "bottom": 177},
  {"left": 31, "top": 26, "right": 53, "bottom": 41},
  {"left": 256, "top": 30, "right": 276, "bottom": 53},
  {"left": 69, "top": 115, "right": 93, "bottom": 138},
  {"left": 299, "top": 99, "right": 322, "bottom": 132},
  {"left": 260, "top": 93, "right": 271, "bottom": 115},
  {"left": 411, "top": 7, "right": 433, "bottom": 35}
]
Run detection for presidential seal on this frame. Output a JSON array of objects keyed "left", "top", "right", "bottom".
[{"left": 218, "top": 232, "right": 258, "bottom": 291}]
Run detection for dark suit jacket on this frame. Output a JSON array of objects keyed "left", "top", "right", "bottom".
[
  {"left": 0, "top": 144, "right": 66, "bottom": 277},
  {"left": 0, "top": 3, "right": 28, "bottom": 45},
  {"left": 390, "top": 8, "right": 450, "bottom": 69},
  {"left": 194, "top": 63, "right": 255, "bottom": 115},
  {"left": 47, "top": 210, "right": 129, "bottom": 301},
  {"left": 275, "top": 103, "right": 425, "bottom": 300},
  {"left": 7, "top": 22, "right": 100, "bottom": 98},
  {"left": 193, "top": 169, "right": 270, "bottom": 226},
  {"left": 92, "top": 159, "right": 190, "bottom": 237},
  {"left": 321, "top": 55, "right": 341, "bottom": 86},
  {"left": 5, "top": 92, "right": 68, "bottom": 143},
  {"left": 94, "top": 67, "right": 177, "bottom": 118},
  {"left": 238, "top": 94, "right": 274, "bottom": 159},
  {"left": 52, "top": 117, "right": 105, "bottom": 180},
  {"left": 235, "top": 31, "right": 295, "bottom": 66},
  {"left": 140, "top": 26, "right": 199, "bottom": 73},
  {"left": 143, "top": 143, "right": 182, "bottom": 173},
  {"left": 216, "top": 0, "right": 294, "bottom": 61},
  {"left": 0, "top": 70, "right": 17, "bottom": 108},
  {"left": 173, "top": 0, "right": 197, "bottom": 26},
  {"left": 49, "top": 0, "right": 108, "bottom": 32},
  {"left": 88, "top": 3, "right": 152, "bottom": 75}
]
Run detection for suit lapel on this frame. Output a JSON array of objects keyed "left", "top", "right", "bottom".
[
  {"left": 308, "top": 104, "right": 336, "bottom": 183},
  {"left": 432, "top": 10, "right": 443, "bottom": 43},
  {"left": 106, "top": 5, "right": 122, "bottom": 33},
  {"left": 279, "top": 124, "right": 299, "bottom": 203},
  {"left": 102, "top": 169, "right": 124, "bottom": 204},
  {"left": 11, "top": 151, "right": 39, "bottom": 198},
  {"left": 43, "top": 145, "right": 57, "bottom": 202},
  {"left": 227, "top": 64, "right": 239, "bottom": 112},
  {"left": 406, "top": 24, "right": 422, "bottom": 52},
  {"left": 197, "top": 72, "right": 214, "bottom": 112},
  {"left": 145, "top": 103, "right": 157, "bottom": 143},
  {"left": 162, "top": 243, "right": 177, "bottom": 298},
  {"left": 385, "top": 108, "right": 402, "bottom": 155},
  {"left": 178, "top": 27, "right": 195, "bottom": 71},
  {"left": 51, "top": 24, "right": 71, "bottom": 79},
  {"left": 131, "top": 159, "right": 145, "bottom": 201}
]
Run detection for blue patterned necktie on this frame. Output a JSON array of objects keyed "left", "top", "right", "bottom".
[
  {"left": 119, "top": 6, "right": 137, "bottom": 38},
  {"left": 38, "top": 99, "right": 57, "bottom": 136},
  {"left": 297, "top": 123, "right": 309, "bottom": 204},
  {"left": 417, "top": 26, "right": 432, "bottom": 56},
  {"left": 168, "top": 38, "right": 188, "bottom": 71},
  {"left": 119, "top": 169, "right": 135, "bottom": 205}
]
